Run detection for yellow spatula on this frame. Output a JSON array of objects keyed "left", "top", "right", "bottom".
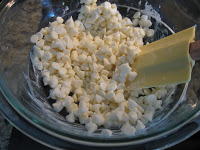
[{"left": 129, "top": 27, "right": 199, "bottom": 88}]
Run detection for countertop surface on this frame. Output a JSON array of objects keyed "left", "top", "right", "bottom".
[{"left": 0, "top": 114, "right": 12, "bottom": 150}]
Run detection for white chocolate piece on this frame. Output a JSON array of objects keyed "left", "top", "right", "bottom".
[
  {"left": 101, "top": 129, "right": 112, "bottom": 137},
  {"left": 85, "top": 122, "right": 97, "bottom": 133},
  {"left": 121, "top": 122, "right": 136, "bottom": 135},
  {"left": 30, "top": 35, "right": 39, "bottom": 43}
]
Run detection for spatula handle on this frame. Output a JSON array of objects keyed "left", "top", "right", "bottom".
[{"left": 190, "top": 40, "right": 200, "bottom": 60}]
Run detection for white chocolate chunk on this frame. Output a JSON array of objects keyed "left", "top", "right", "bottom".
[
  {"left": 85, "top": 122, "right": 97, "bottom": 133},
  {"left": 106, "top": 82, "right": 117, "bottom": 91},
  {"left": 62, "top": 96, "right": 74, "bottom": 109},
  {"left": 132, "top": 18, "right": 139, "bottom": 26},
  {"left": 51, "top": 62, "right": 61, "bottom": 70},
  {"left": 66, "top": 113, "right": 76, "bottom": 123},
  {"left": 141, "top": 15, "right": 148, "bottom": 21},
  {"left": 103, "top": 1, "right": 111, "bottom": 9},
  {"left": 133, "top": 12, "right": 141, "bottom": 19},
  {"left": 57, "top": 16, "right": 64, "bottom": 24},
  {"left": 30, "top": 34, "right": 39, "bottom": 43},
  {"left": 51, "top": 31, "right": 59, "bottom": 39},
  {"left": 58, "top": 67, "right": 67, "bottom": 75},
  {"left": 43, "top": 51, "right": 53, "bottom": 60},
  {"left": 119, "top": 63, "right": 131, "bottom": 74},
  {"left": 129, "top": 111, "right": 138, "bottom": 124},
  {"left": 53, "top": 101, "right": 63, "bottom": 112},
  {"left": 114, "top": 93, "right": 125, "bottom": 103},
  {"left": 121, "top": 122, "right": 136, "bottom": 135},
  {"left": 136, "top": 120, "right": 145, "bottom": 130},
  {"left": 101, "top": 129, "right": 112, "bottom": 137},
  {"left": 105, "top": 91, "right": 115, "bottom": 101},
  {"left": 146, "top": 29, "right": 155, "bottom": 37},
  {"left": 92, "top": 113, "right": 105, "bottom": 126}
]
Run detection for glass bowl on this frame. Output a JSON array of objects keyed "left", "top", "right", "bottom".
[{"left": 0, "top": 0, "right": 200, "bottom": 149}]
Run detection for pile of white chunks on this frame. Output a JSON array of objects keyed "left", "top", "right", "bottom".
[{"left": 30, "top": 0, "right": 168, "bottom": 136}]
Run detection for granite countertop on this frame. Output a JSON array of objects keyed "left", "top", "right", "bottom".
[{"left": 0, "top": 114, "right": 12, "bottom": 150}]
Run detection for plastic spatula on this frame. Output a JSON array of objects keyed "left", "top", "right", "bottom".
[{"left": 128, "top": 27, "right": 200, "bottom": 89}]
